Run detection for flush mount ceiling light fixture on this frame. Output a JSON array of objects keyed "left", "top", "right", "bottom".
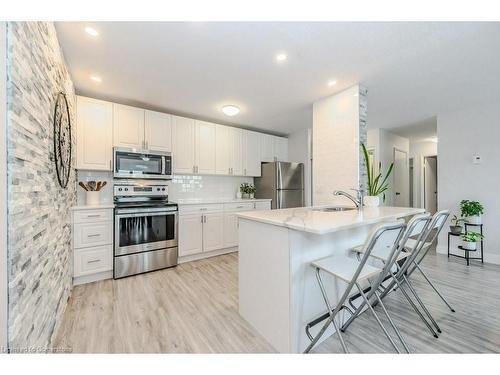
[
  {"left": 275, "top": 53, "right": 287, "bottom": 63},
  {"left": 90, "top": 75, "right": 102, "bottom": 83},
  {"left": 222, "top": 105, "right": 240, "bottom": 116},
  {"left": 84, "top": 26, "right": 99, "bottom": 37},
  {"left": 327, "top": 80, "right": 337, "bottom": 87}
]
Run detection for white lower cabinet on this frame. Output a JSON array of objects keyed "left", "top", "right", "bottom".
[
  {"left": 72, "top": 207, "right": 114, "bottom": 285},
  {"left": 178, "top": 201, "right": 271, "bottom": 262}
]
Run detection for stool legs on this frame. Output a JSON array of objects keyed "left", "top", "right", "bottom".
[
  {"left": 304, "top": 268, "right": 348, "bottom": 353},
  {"left": 402, "top": 275, "right": 441, "bottom": 334},
  {"left": 411, "top": 263, "right": 455, "bottom": 313},
  {"left": 355, "top": 282, "right": 401, "bottom": 353}
]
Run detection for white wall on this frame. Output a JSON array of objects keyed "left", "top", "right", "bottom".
[
  {"left": 312, "top": 85, "right": 361, "bottom": 206},
  {"left": 409, "top": 140, "right": 437, "bottom": 208},
  {"left": 287, "top": 128, "right": 312, "bottom": 206},
  {"left": 0, "top": 21, "right": 7, "bottom": 351},
  {"left": 437, "top": 101, "right": 500, "bottom": 264}
]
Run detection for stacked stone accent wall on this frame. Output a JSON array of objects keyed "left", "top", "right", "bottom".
[
  {"left": 358, "top": 86, "right": 368, "bottom": 191},
  {"left": 6, "top": 22, "right": 76, "bottom": 349}
]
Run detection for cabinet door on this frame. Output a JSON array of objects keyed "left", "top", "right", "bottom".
[
  {"left": 243, "top": 130, "right": 261, "bottom": 177},
  {"left": 178, "top": 214, "right": 203, "bottom": 257},
  {"left": 260, "top": 133, "right": 274, "bottom": 162},
  {"left": 274, "top": 136, "right": 289, "bottom": 161},
  {"left": 203, "top": 213, "right": 224, "bottom": 252},
  {"left": 230, "top": 127, "right": 244, "bottom": 175},
  {"left": 215, "top": 124, "right": 230, "bottom": 175},
  {"left": 172, "top": 115, "right": 196, "bottom": 174},
  {"left": 113, "top": 104, "right": 145, "bottom": 149},
  {"left": 223, "top": 213, "right": 239, "bottom": 248},
  {"left": 144, "top": 110, "right": 172, "bottom": 152},
  {"left": 195, "top": 120, "right": 216, "bottom": 174},
  {"left": 76, "top": 96, "right": 113, "bottom": 171}
]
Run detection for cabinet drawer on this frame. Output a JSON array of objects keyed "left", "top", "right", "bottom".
[
  {"left": 73, "top": 209, "right": 113, "bottom": 224},
  {"left": 223, "top": 202, "right": 255, "bottom": 212},
  {"left": 178, "top": 204, "right": 224, "bottom": 215},
  {"left": 74, "top": 221, "right": 113, "bottom": 249},
  {"left": 74, "top": 245, "right": 113, "bottom": 277},
  {"left": 254, "top": 201, "right": 271, "bottom": 210}
]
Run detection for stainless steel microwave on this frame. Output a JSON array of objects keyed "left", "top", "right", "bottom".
[{"left": 113, "top": 147, "right": 172, "bottom": 180}]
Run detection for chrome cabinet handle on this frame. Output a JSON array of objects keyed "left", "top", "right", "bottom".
[
  {"left": 200, "top": 208, "right": 207, "bottom": 211},
  {"left": 193, "top": 165, "right": 195, "bottom": 173},
  {"left": 87, "top": 259, "right": 101, "bottom": 264},
  {"left": 244, "top": 168, "right": 246, "bottom": 175},
  {"left": 201, "top": 215, "right": 203, "bottom": 223},
  {"left": 87, "top": 214, "right": 101, "bottom": 218},
  {"left": 237, "top": 205, "right": 244, "bottom": 208},
  {"left": 109, "top": 160, "right": 112, "bottom": 170},
  {"left": 204, "top": 215, "right": 207, "bottom": 223},
  {"left": 87, "top": 233, "right": 101, "bottom": 238}
]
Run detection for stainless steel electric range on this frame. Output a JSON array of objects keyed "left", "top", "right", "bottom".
[{"left": 113, "top": 180, "right": 178, "bottom": 279}]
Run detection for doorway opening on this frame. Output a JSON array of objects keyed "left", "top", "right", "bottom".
[{"left": 423, "top": 155, "right": 438, "bottom": 214}]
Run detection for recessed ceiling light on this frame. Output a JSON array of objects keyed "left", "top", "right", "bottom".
[
  {"left": 84, "top": 26, "right": 99, "bottom": 37},
  {"left": 275, "top": 53, "right": 287, "bottom": 62},
  {"left": 90, "top": 75, "right": 102, "bottom": 83},
  {"left": 327, "top": 80, "right": 337, "bottom": 87},
  {"left": 222, "top": 105, "right": 240, "bottom": 116}
]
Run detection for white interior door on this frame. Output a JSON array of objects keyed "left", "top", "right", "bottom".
[
  {"left": 393, "top": 148, "right": 409, "bottom": 207},
  {"left": 424, "top": 156, "right": 438, "bottom": 214}
]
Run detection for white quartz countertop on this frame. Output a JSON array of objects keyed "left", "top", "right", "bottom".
[
  {"left": 174, "top": 198, "right": 272, "bottom": 205},
  {"left": 237, "top": 206, "right": 425, "bottom": 234},
  {"left": 71, "top": 204, "right": 115, "bottom": 211}
]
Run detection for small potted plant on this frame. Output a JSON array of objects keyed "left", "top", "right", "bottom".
[
  {"left": 247, "top": 184, "right": 256, "bottom": 199},
  {"left": 361, "top": 143, "right": 394, "bottom": 206},
  {"left": 240, "top": 183, "right": 250, "bottom": 199},
  {"left": 460, "top": 200, "right": 484, "bottom": 225},
  {"left": 450, "top": 215, "right": 466, "bottom": 235},
  {"left": 461, "top": 231, "right": 484, "bottom": 251}
]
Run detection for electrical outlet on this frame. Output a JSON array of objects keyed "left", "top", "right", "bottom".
[{"left": 473, "top": 155, "right": 482, "bottom": 164}]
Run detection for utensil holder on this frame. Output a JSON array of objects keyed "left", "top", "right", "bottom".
[{"left": 86, "top": 191, "right": 100, "bottom": 206}]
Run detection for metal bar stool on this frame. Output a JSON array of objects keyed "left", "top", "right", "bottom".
[
  {"left": 404, "top": 210, "right": 455, "bottom": 313},
  {"left": 343, "top": 213, "right": 432, "bottom": 340},
  {"left": 303, "top": 220, "right": 407, "bottom": 354}
]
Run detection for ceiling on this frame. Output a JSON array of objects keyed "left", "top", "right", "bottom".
[
  {"left": 390, "top": 117, "right": 437, "bottom": 142},
  {"left": 55, "top": 22, "right": 500, "bottom": 135}
]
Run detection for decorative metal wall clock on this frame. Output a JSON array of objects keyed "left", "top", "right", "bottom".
[{"left": 53, "top": 92, "right": 72, "bottom": 188}]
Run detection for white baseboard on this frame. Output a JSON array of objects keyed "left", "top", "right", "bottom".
[
  {"left": 179, "top": 247, "right": 238, "bottom": 264},
  {"left": 436, "top": 245, "right": 500, "bottom": 265},
  {"left": 73, "top": 270, "right": 113, "bottom": 286}
]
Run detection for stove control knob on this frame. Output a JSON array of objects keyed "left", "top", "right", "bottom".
[
  {"left": 157, "top": 188, "right": 161, "bottom": 191},
  {"left": 124, "top": 188, "right": 129, "bottom": 191},
  {"left": 162, "top": 188, "right": 166, "bottom": 191},
  {"left": 118, "top": 188, "right": 122, "bottom": 191}
]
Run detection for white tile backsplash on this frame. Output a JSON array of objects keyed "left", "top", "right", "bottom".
[{"left": 75, "top": 171, "right": 254, "bottom": 206}]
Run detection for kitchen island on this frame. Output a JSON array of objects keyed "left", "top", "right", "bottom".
[{"left": 237, "top": 205, "right": 424, "bottom": 353}]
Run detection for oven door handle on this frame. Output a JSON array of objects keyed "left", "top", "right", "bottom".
[{"left": 115, "top": 211, "right": 178, "bottom": 219}]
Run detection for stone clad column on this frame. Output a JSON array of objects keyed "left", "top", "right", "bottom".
[{"left": 312, "top": 85, "right": 368, "bottom": 206}]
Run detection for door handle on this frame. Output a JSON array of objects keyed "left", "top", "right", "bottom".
[{"left": 395, "top": 192, "right": 401, "bottom": 195}]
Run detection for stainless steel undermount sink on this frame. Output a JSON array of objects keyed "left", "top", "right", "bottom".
[{"left": 313, "top": 206, "right": 357, "bottom": 212}]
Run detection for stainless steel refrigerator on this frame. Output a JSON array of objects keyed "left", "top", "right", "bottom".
[{"left": 255, "top": 162, "right": 304, "bottom": 209}]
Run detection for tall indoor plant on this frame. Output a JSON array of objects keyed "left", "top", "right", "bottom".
[{"left": 361, "top": 143, "right": 394, "bottom": 207}]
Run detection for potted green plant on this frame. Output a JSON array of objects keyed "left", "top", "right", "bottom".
[
  {"left": 461, "top": 231, "right": 484, "bottom": 251},
  {"left": 361, "top": 143, "right": 394, "bottom": 206},
  {"left": 240, "top": 183, "right": 250, "bottom": 199},
  {"left": 460, "top": 200, "right": 484, "bottom": 225},
  {"left": 450, "top": 215, "right": 465, "bottom": 235},
  {"left": 247, "top": 184, "right": 256, "bottom": 199}
]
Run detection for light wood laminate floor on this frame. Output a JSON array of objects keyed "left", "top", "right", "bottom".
[{"left": 54, "top": 251, "right": 500, "bottom": 353}]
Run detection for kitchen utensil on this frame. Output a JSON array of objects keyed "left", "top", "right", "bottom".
[
  {"left": 98, "top": 181, "right": 107, "bottom": 191},
  {"left": 88, "top": 181, "right": 97, "bottom": 191},
  {"left": 79, "top": 182, "right": 89, "bottom": 191},
  {"left": 96, "top": 181, "right": 102, "bottom": 191}
]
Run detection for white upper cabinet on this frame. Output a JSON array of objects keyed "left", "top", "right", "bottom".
[
  {"left": 260, "top": 133, "right": 274, "bottom": 162},
  {"left": 243, "top": 130, "right": 261, "bottom": 177},
  {"left": 113, "top": 104, "right": 145, "bottom": 149},
  {"left": 144, "top": 110, "right": 172, "bottom": 152},
  {"left": 215, "top": 124, "right": 230, "bottom": 175},
  {"left": 76, "top": 96, "right": 113, "bottom": 171},
  {"left": 172, "top": 115, "right": 196, "bottom": 174},
  {"left": 273, "top": 136, "right": 289, "bottom": 161},
  {"left": 229, "top": 127, "right": 243, "bottom": 175},
  {"left": 195, "top": 121, "right": 216, "bottom": 175}
]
